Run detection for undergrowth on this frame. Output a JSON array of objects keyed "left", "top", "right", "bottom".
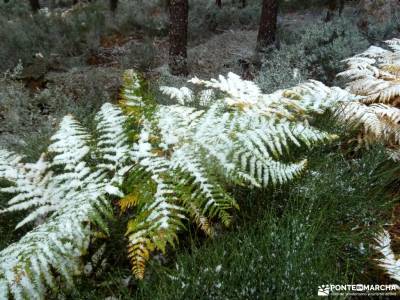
[{"left": 63, "top": 137, "right": 396, "bottom": 299}]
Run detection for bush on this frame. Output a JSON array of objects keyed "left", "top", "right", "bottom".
[
  {"left": 257, "top": 17, "right": 369, "bottom": 92},
  {"left": 0, "top": 64, "right": 117, "bottom": 160},
  {"left": 0, "top": 0, "right": 169, "bottom": 73},
  {"left": 0, "top": 4, "right": 107, "bottom": 72},
  {"left": 189, "top": 0, "right": 261, "bottom": 42}
]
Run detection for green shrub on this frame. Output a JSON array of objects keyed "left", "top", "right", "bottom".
[
  {"left": 0, "top": 64, "right": 116, "bottom": 160},
  {"left": 257, "top": 17, "right": 369, "bottom": 92},
  {"left": 189, "top": 0, "right": 261, "bottom": 42}
]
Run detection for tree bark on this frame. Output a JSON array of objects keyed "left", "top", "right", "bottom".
[
  {"left": 110, "top": 0, "right": 118, "bottom": 12},
  {"left": 256, "top": 0, "right": 278, "bottom": 51},
  {"left": 169, "top": 0, "right": 189, "bottom": 76},
  {"left": 338, "top": 0, "right": 345, "bottom": 15},
  {"left": 29, "top": 0, "right": 41, "bottom": 12}
]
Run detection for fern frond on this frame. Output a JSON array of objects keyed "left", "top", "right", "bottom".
[
  {"left": 338, "top": 39, "right": 400, "bottom": 105},
  {"left": 189, "top": 72, "right": 262, "bottom": 107},
  {"left": 0, "top": 149, "right": 24, "bottom": 182},
  {"left": 170, "top": 146, "right": 237, "bottom": 226},
  {"left": 1, "top": 115, "right": 93, "bottom": 227},
  {"left": 0, "top": 103, "right": 132, "bottom": 298},
  {"left": 375, "top": 230, "right": 400, "bottom": 282},
  {"left": 119, "top": 70, "right": 156, "bottom": 121},
  {"left": 48, "top": 115, "right": 90, "bottom": 170},
  {"left": 160, "top": 86, "right": 194, "bottom": 105},
  {"left": 118, "top": 191, "right": 140, "bottom": 213},
  {"left": 96, "top": 103, "right": 130, "bottom": 169},
  {"left": 125, "top": 123, "right": 187, "bottom": 278},
  {"left": 337, "top": 40, "right": 400, "bottom": 154},
  {"left": 126, "top": 167, "right": 186, "bottom": 279},
  {"left": 120, "top": 69, "right": 145, "bottom": 109},
  {"left": 95, "top": 103, "right": 131, "bottom": 196},
  {"left": 0, "top": 169, "right": 110, "bottom": 299}
]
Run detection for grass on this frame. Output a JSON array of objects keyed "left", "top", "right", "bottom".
[{"left": 62, "top": 139, "right": 396, "bottom": 299}]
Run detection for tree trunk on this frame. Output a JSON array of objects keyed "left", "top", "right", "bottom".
[
  {"left": 29, "top": 0, "right": 41, "bottom": 12},
  {"left": 169, "top": 0, "right": 189, "bottom": 76},
  {"left": 110, "top": 0, "right": 118, "bottom": 12},
  {"left": 339, "top": 0, "right": 345, "bottom": 15},
  {"left": 216, "top": 0, "right": 222, "bottom": 8},
  {"left": 256, "top": 0, "right": 278, "bottom": 51},
  {"left": 325, "top": 0, "right": 336, "bottom": 22}
]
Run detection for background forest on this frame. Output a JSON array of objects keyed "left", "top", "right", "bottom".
[{"left": 1, "top": 0, "right": 400, "bottom": 299}]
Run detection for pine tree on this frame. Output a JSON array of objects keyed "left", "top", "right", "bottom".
[
  {"left": 29, "top": 0, "right": 41, "bottom": 12},
  {"left": 110, "top": 0, "right": 118, "bottom": 12},
  {"left": 257, "top": 0, "right": 278, "bottom": 51},
  {"left": 169, "top": 0, "right": 189, "bottom": 76}
]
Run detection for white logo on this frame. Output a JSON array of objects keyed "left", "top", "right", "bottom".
[
  {"left": 318, "top": 284, "right": 400, "bottom": 296},
  {"left": 318, "top": 285, "right": 330, "bottom": 296}
]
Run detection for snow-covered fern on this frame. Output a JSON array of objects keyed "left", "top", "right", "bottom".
[
  {"left": 338, "top": 40, "right": 400, "bottom": 281},
  {"left": 338, "top": 38, "right": 400, "bottom": 156},
  {"left": 0, "top": 70, "right": 358, "bottom": 294},
  {"left": 120, "top": 71, "right": 356, "bottom": 279},
  {"left": 375, "top": 230, "right": 400, "bottom": 282},
  {"left": 0, "top": 103, "right": 130, "bottom": 299}
]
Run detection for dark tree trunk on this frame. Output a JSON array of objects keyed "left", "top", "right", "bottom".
[
  {"left": 325, "top": 0, "right": 336, "bottom": 22},
  {"left": 110, "top": 0, "right": 118, "bottom": 12},
  {"left": 216, "top": 0, "right": 222, "bottom": 8},
  {"left": 169, "top": 0, "right": 189, "bottom": 76},
  {"left": 256, "top": 0, "right": 278, "bottom": 51},
  {"left": 73, "top": 0, "right": 78, "bottom": 4},
  {"left": 338, "top": 0, "right": 345, "bottom": 15},
  {"left": 325, "top": 0, "right": 345, "bottom": 21},
  {"left": 29, "top": 0, "right": 41, "bottom": 12}
]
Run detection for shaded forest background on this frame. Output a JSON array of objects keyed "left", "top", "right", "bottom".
[{"left": 2, "top": 0, "right": 398, "bottom": 159}]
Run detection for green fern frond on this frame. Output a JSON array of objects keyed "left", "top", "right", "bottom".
[
  {"left": 170, "top": 146, "right": 237, "bottom": 226},
  {"left": 119, "top": 70, "right": 155, "bottom": 120}
]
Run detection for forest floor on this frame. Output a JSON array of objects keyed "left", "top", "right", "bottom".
[
  {"left": 0, "top": 5, "right": 330, "bottom": 154},
  {"left": 0, "top": 6, "right": 332, "bottom": 154}
]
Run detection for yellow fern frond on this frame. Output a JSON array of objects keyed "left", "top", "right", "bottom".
[
  {"left": 381, "top": 64, "right": 400, "bottom": 77},
  {"left": 127, "top": 238, "right": 152, "bottom": 280},
  {"left": 118, "top": 192, "right": 140, "bottom": 213}
]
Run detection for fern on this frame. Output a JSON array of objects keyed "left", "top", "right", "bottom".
[
  {"left": 0, "top": 69, "right": 358, "bottom": 294},
  {"left": 338, "top": 40, "right": 400, "bottom": 105},
  {"left": 1, "top": 116, "right": 92, "bottom": 228},
  {"left": 338, "top": 38, "right": 400, "bottom": 157},
  {"left": 375, "top": 230, "right": 400, "bottom": 282},
  {"left": 0, "top": 103, "right": 130, "bottom": 298},
  {"left": 338, "top": 40, "right": 400, "bottom": 281},
  {"left": 119, "top": 71, "right": 354, "bottom": 278}
]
